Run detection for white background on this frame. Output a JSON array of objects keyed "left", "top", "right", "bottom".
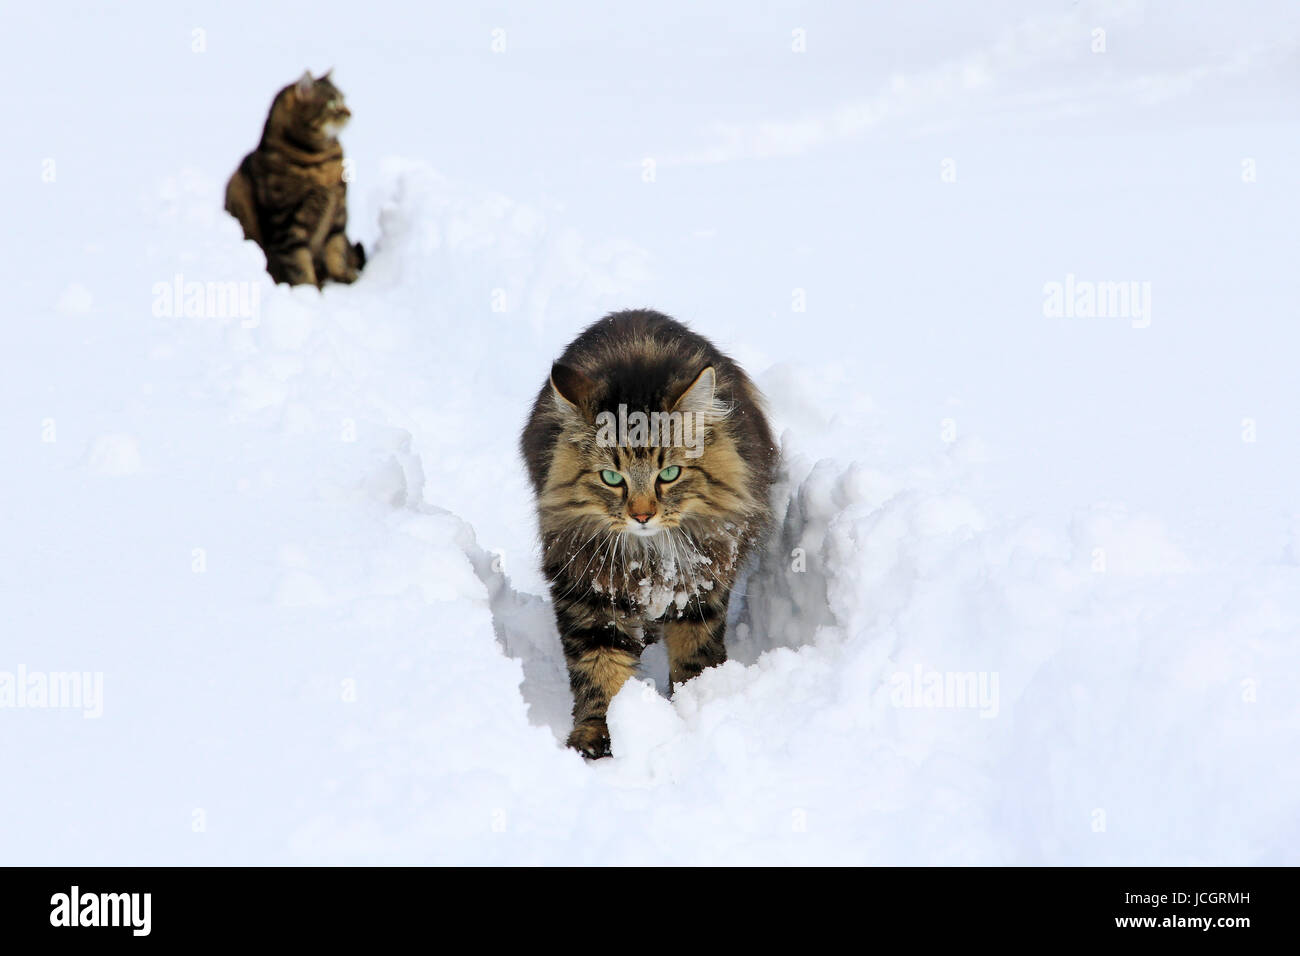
[{"left": 1, "top": 0, "right": 1297, "bottom": 863}]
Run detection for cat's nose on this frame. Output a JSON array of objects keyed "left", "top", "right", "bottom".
[{"left": 628, "top": 497, "right": 657, "bottom": 523}]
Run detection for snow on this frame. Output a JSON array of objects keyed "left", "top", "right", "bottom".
[{"left": 2, "top": 0, "right": 1298, "bottom": 864}]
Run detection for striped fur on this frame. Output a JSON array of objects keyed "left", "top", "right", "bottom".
[
  {"left": 225, "top": 71, "right": 364, "bottom": 287},
  {"left": 521, "top": 310, "right": 777, "bottom": 757}
]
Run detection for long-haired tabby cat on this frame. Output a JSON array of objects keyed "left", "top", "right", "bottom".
[
  {"left": 522, "top": 310, "right": 776, "bottom": 757},
  {"left": 225, "top": 70, "right": 365, "bottom": 287}
]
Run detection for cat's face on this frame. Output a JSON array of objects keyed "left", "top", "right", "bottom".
[
  {"left": 274, "top": 71, "right": 351, "bottom": 143},
  {"left": 590, "top": 445, "right": 691, "bottom": 538},
  {"left": 541, "top": 365, "right": 752, "bottom": 544}
]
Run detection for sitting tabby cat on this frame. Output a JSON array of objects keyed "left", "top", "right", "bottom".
[
  {"left": 521, "top": 310, "right": 777, "bottom": 758},
  {"left": 225, "top": 70, "right": 365, "bottom": 287}
]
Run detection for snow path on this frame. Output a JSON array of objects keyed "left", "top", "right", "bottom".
[{"left": 4, "top": 160, "right": 1296, "bottom": 864}]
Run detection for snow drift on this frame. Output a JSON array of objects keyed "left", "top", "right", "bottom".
[{"left": 4, "top": 158, "right": 1296, "bottom": 865}]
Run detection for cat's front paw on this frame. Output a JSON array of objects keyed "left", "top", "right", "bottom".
[{"left": 566, "top": 719, "right": 611, "bottom": 759}]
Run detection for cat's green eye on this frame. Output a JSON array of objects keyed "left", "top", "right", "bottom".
[
  {"left": 658, "top": 466, "right": 681, "bottom": 482},
  {"left": 599, "top": 469, "right": 624, "bottom": 486}
]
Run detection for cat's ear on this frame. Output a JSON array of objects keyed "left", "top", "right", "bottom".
[
  {"left": 294, "top": 70, "right": 315, "bottom": 97},
  {"left": 671, "top": 365, "right": 718, "bottom": 417},
  {"left": 550, "top": 362, "right": 596, "bottom": 415},
  {"left": 320, "top": 67, "right": 334, "bottom": 82}
]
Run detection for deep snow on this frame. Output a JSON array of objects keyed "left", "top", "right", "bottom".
[{"left": 2, "top": 0, "right": 1298, "bottom": 864}]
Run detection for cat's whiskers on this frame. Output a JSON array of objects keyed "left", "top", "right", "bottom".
[
  {"left": 595, "top": 529, "right": 619, "bottom": 587},
  {"left": 551, "top": 527, "right": 614, "bottom": 602},
  {"left": 615, "top": 531, "right": 628, "bottom": 593},
  {"left": 551, "top": 522, "right": 607, "bottom": 580}
]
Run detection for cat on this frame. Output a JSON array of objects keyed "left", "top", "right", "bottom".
[
  {"left": 521, "top": 310, "right": 777, "bottom": 757},
  {"left": 225, "top": 70, "right": 365, "bottom": 287}
]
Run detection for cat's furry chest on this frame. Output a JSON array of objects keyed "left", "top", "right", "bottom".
[
  {"left": 571, "top": 522, "right": 745, "bottom": 622},
  {"left": 252, "top": 152, "right": 344, "bottom": 205}
]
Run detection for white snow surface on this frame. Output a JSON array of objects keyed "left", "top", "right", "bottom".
[{"left": 2, "top": 1, "right": 1298, "bottom": 864}]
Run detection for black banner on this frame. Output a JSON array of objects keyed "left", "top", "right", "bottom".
[{"left": 0, "top": 866, "right": 1284, "bottom": 942}]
